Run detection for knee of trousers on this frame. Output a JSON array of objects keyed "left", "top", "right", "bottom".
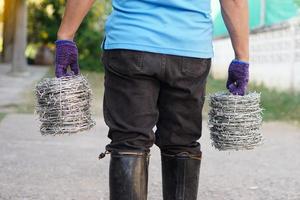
[
  {"left": 155, "top": 133, "right": 202, "bottom": 156},
  {"left": 106, "top": 129, "right": 155, "bottom": 153}
]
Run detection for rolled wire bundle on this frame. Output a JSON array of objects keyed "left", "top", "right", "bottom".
[
  {"left": 35, "top": 75, "right": 96, "bottom": 135},
  {"left": 208, "top": 92, "right": 263, "bottom": 151}
]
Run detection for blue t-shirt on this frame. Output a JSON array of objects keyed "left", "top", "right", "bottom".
[{"left": 102, "top": 0, "right": 213, "bottom": 58}]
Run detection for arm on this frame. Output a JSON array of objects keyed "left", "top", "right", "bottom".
[
  {"left": 57, "top": 0, "right": 95, "bottom": 40},
  {"left": 55, "top": 0, "right": 95, "bottom": 78},
  {"left": 220, "top": 0, "right": 250, "bottom": 95},
  {"left": 220, "top": 0, "right": 249, "bottom": 62}
]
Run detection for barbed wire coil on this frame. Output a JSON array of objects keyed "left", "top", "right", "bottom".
[
  {"left": 35, "top": 75, "right": 96, "bottom": 135},
  {"left": 208, "top": 91, "right": 263, "bottom": 151}
]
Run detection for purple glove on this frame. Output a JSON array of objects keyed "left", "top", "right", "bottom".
[
  {"left": 55, "top": 40, "right": 80, "bottom": 78},
  {"left": 226, "top": 60, "right": 249, "bottom": 96}
]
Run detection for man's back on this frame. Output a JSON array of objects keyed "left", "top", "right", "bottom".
[
  {"left": 56, "top": 0, "right": 250, "bottom": 199},
  {"left": 103, "top": 0, "right": 213, "bottom": 58}
]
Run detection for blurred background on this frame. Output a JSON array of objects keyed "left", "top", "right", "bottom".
[
  {"left": 0, "top": 0, "right": 299, "bottom": 123},
  {"left": 0, "top": 0, "right": 299, "bottom": 199}
]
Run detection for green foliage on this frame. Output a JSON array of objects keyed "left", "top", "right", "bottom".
[
  {"left": 28, "top": 0, "right": 111, "bottom": 71},
  {"left": 76, "top": 2, "right": 106, "bottom": 72},
  {"left": 295, "top": 0, "right": 300, "bottom": 6},
  {"left": 28, "top": 0, "right": 64, "bottom": 44}
]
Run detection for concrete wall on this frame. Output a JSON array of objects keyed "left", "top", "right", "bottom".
[{"left": 212, "top": 18, "right": 300, "bottom": 92}]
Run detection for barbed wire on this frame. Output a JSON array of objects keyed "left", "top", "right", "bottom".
[
  {"left": 35, "top": 75, "right": 96, "bottom": 135},
  {"left": 208, "top": 92, "right": 263, "bottom": 151}
]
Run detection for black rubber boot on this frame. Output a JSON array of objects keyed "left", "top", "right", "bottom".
[
  {"left": 109, "top": 151, "right": 149, "bottom": 200},
  {"left": 161, "top": 152, "right": 201, "bottom": 200}
]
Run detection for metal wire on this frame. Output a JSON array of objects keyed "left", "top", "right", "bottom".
[
  {"left": 208, "top": 92, "right": 263, "bottom": 151},
  {"left": 35, "top": 75, "right": 96, "bottom": 135}
]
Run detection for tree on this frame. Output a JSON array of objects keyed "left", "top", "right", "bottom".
[
  {"left": 27, "top": 0, "right": 110, "bottom": 71},
  {"left": 2, "top": 0, "right": 17, "bottom": 63},
  {"left": 11, "top": 0, "right": 28, "bottom": 75}
]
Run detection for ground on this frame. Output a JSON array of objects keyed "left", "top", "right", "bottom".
[
  {"left": 0, "top": 64, "right": 300, "bottom": 200},
  {"left": 0, "top": 64, "right": 48, "bottom": 113},
  {"left": 0, "top": 114, "right": 300, "bottom": 200}
]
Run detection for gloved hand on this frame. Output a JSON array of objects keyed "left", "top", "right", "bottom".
[
  {"left": 226, "top": 60, "right": 249, "bottom": 96},
  {"left": 55, "top": 40, "right": 80, "bottom": 78}
]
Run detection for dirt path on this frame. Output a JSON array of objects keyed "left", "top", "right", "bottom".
[
  {"left": 0, "top": 114, "right": 299, "bottom": 200},
  {"left": 0, "top": 64, "right": 48, "bottom": 111}
]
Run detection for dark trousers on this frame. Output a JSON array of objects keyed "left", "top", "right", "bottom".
[{"left": 101, "top": 49, "right": 211, "bottom": 156}]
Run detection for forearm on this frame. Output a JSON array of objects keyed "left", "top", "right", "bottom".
[
  {"left": 57, "top": 0, "right": 95, "bottom": 40},
  {"left": 220, "top": 0, "right": 249, "bottom": 62}
]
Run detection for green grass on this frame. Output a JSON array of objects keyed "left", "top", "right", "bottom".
[
  {"left": 80, "top": 70, "right": 105, "bottom": 116},
  {"left": 10, "top": 67, "right": 300, "bottom": 125},
  {"left": 81, "top": 72, "right": 300, "bottom": 125},
  {"left": 0, "top": 67, "right": 104, "bottom": 117},
  {"left": 0, "top": 112, "right": 6, "bottom": 122},
  {"left": 204, "top": 76, "right": 300, "bottom": 125}
]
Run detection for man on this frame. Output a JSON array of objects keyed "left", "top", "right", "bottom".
[{"left": 55, "top": 0, "right": 249, "bottom": 199}]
